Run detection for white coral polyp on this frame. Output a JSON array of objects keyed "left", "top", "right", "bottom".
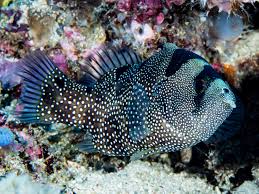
[{"left": 131, "top": 20, "right": 155, "bottom": 43}]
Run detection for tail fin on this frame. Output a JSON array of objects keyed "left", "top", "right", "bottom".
[{"left": 15, "top": 50, "right": 76, "bottom": 124}]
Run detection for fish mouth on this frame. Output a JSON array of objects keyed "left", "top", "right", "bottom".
[{"left": 224, "top": 99, "right": 236, "bottom": 108}]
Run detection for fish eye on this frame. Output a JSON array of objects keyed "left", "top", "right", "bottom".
[{"left": 223, "top": 88, "right": 229, "bottom": 94}]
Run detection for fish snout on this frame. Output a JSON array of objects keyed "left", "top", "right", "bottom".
[{"left": 221, "top": 87, "right": 236, "bottom": 108}]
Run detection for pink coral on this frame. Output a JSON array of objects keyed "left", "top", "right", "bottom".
[
  {"left": 25, "top": 145, "right": 43, "bottom": 160},
  {"left": 60, "top": 39, "right": 78, "bottom": 61},
  {"left": 156, "top": 12, "right": 165, "bottom": 25},
  {"left": 0, "top": 41, "right": 15, "bottom": 55},
  {"left": 64, "top": 26, "right": 84, "bottom": 42},
  {"left": 52, "top": 53, "right": 68, "bottom": 74},
  {"left": 212, "top": 63, "right": 223, "bottom": 73},
  {"left": 16, "top": 131, "right": 43, "bottom": 160},
  {"left": 117, "top": 0, "right": 132, "bottom": 12},
  {"left": 207, "top": 0, "right": 232, "bottom": 12},
  {"left": 117, "top": 0, "right": 163, "bottom": 23},
  {"left": 60, "top": 26, "right": 88, "bottom": 61},
  {"left": 105, "top": 0, "right": 117, "bottom": 2},
  {"left": 206, "top": 0, "right": 255, "bottom": 13},
  {"left": 135, "top": 0, "right": 162, "bottom": 18}
]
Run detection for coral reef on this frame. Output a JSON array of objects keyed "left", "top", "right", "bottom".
[
  {"left": 0, "top": 127, "right": 14, "bottom": 146},
  {"left": 0, "top": 173, "right": 62, "bottom": 194},
  {"left": 0, "top": 58, "right": 21, "bottom": 89},
  {"left": 0, "top": 0, "right": 258, "bottom": 193},
  {"left": 28, "top": 2, "right": 60, "bottom": 47}
]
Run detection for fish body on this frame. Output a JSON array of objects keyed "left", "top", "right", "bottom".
[{"left": 16, "top": 43, "right": 241, "bottom": 160}]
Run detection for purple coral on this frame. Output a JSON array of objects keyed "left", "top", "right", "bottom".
[
  {"left": 52, "top": 53, "right": 68, "bottom": 74},
  {"left": 116, "top": 0, "right": 188, "bottom": 24},
  {"left": 0, "top": 58, "right": 22, "bottom": 89},
  {"left": 117, "top": 0, "right": 132, "bottom": 12},
  {"left": 0, "top": 9, "right": 28, "bottom": 32}
]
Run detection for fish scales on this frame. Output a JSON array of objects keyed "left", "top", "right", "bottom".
[{"left": 15, "top": 43, "right": 242, "bottom": 160}]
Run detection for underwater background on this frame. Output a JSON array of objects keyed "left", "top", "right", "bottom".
[{"left": 0, "top": 0, "right": 259, "bottom": 193}]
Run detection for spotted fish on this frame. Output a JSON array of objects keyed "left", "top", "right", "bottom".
[{"left": 16, "top": 43, "right": 242, "bottom": 160}]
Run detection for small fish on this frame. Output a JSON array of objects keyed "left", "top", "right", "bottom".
[
  {"left": 16, "top": 43, "right": 243, "bottom": 160},
  {"left": 0, "top": 127, "right": 14, "bottom": 147}
]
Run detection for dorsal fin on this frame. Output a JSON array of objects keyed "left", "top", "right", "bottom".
[{"left": 79, "top": 46, "right": 142, "bottom": 86}]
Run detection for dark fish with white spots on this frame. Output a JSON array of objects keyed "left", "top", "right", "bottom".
[{"left": 15, "top": 43, "right": 243, "bottom": 160}]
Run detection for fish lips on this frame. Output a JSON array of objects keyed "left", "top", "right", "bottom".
[{"left": 223, "top": 98, "right": 236, "bottom": 109}]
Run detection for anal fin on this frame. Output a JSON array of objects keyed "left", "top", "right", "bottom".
[{"left": 77, "top": 133, "right": 98, "bottom": 153}]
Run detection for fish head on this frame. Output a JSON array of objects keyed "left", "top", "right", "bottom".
[
  {"left": 206, "top": 79, "right": 236, "bottom": 109},
  {"left": 195, "top": 78, "right": 238, "bottom": 142}
]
